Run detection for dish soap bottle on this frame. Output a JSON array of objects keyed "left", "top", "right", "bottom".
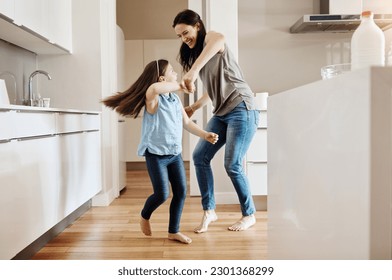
[{"left": 351, "top": 11, "right": 385, "bottom": 71}]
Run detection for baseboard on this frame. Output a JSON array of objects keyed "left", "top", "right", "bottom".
[
  {"left": 12, "top": 200, "right": 92, "bottom": 260},
  {"left": 92, "top": 187, "right": 118, "bottom": 206},
  {"left": 211, "top": 192, "right": 267, "bottom": 211}
]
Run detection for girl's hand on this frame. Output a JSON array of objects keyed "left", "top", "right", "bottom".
[{"left": 204, "top": 132, "right": 219, "bottom": 144}]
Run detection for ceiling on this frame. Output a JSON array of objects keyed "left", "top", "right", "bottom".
[{"left": 116, "top": 0, "right": 188, "bottom": 40}]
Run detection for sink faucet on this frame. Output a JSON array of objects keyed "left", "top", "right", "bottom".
[{"left": 27, "top": 70, "right": 52, "bottom": 106}]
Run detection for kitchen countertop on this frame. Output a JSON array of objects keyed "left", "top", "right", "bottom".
[{"left": 0, "top": 104, "right": 100, "bottom": 114}]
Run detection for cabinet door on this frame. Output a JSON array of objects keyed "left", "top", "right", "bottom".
[
  {"left": 0, "top": 136, "right": 60, "bottom": 259},
  {"left": 0, "top": 110, "right": 14, "bottom": 141},
  {"left": 125, "top": 117, "right": 144, "bottom": 162},
  {"left": 247, "top": 162, "right": 267, "bottom": 195},
  {"left": 259, "top": 111, "right": 267, "bottom": 128},
  {"left": 0, "top": 0, "right": 14, "bottom": 20},
  {"left": 14, "top": 0, "right": 49, "bottom": 38},
  {"left": 247, "top": 128, "right": 267, "bottom": 162},
  {"left": 48, "top": 0, "right": 72, "bottom": 51},
  {"left": 58, "top": 131, "right": 101, "bottom": 216},
  {"left": 14, "top": 111, "right": 56, "bottom": 138}
]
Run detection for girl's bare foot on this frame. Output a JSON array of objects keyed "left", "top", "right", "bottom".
[{"left": 140, "top": 216, "right": 152, "bottom": 236}]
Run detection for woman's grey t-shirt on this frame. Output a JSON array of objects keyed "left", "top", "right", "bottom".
[{"left": 199, "top": 43, "right": 255, "bottom": 116}]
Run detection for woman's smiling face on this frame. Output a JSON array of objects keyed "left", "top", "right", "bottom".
[{"left": 174, "top": 23, "right": 199, "bottom": 49}]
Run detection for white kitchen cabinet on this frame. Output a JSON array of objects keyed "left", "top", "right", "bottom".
[
  {"left": 0, "top": 135, "right": 60, "bottom": 260},
  {"left": 14, "top": 0, "right": 49, "bottom": 39},
  {"left": 246, "top": 110, "right": 268, "bottom": 195},
  {"left": 0, "top": 0, "right": 71, "bottom": 54},
  {"left": 48, "top": 0, "right": 72, "bottom": 51},
  {"left": 0, "top": 110, "right": 14, "bottom": 141},
  {"left": 0, "top": 0, "right": 14, "bottom": 20},
  {"left": 13, "top": 110, "right": 56, "bottom": 138},
  {"left": 58, "top": 131, "right": 101, "bottom": 216},
  {"left": 0, "top": 106, "right": 101, "bottom": 260}
]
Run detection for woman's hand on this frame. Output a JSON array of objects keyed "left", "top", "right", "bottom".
[
  {"left": 181, "top": 70, "right": 197, "bottom": 93},
  {"left": 204, "top": 132, "right": 219, "bottom": 144}
]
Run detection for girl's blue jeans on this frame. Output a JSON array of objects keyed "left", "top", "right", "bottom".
[
  {"left": 193, "top": 102, "right": 259, "bottom": 216},
  {"left": 142, "top": 150, "right": 187, "bottom": 233}
]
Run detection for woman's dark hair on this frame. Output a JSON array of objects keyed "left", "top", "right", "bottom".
[
  {"left": 172, "top": 9, "right": 206, "bottom": 72},
  {"left": 102, "top": 59, "right": 168, "bottom": 118}
]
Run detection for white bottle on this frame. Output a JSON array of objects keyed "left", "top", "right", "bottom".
[{"left": 351, "top": 11, "right": 385, "bottom": 71}]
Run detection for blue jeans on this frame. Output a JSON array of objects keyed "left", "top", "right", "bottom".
[
  {"left": 142, "top": 150, "right": 187, "bottom": 233},
  {"left": 193, "top": 102, "right": 259, "bottom": 216}
]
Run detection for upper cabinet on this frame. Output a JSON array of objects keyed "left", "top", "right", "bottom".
[
  {"left": 14, "top": 0, "right": 50, "bottom": 38},
  {"left": 0, "top": 0, "right": 72, "bottom": 54},
  {"left": 48, "top": 0, "right": 72, "bottom": 51},
  {"left": 0, "top": 0, "right": 14, "bottom": 20}
]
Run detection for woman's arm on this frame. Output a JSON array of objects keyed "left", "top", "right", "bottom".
[
  {"left": 182, "top": 108, "right": 218, "bottom": 144},
  {"left": 184, "top": 92, "right": 210, "bottom": 117},
  {"left": 181, "top": 31, "right": 225, "bottom": 93},
  {"left": 145, "top": 82, "right": 183, "bottom": 114}
]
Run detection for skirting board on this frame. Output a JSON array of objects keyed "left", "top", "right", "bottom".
[{"left": 200, "top": 192, "right": 267, "bottom": 211}]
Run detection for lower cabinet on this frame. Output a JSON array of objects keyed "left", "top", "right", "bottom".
[
  {"left": 246, "top": 110, "right": 268, "bottom": 195},
  {"left": 0, "top": 136, "right": 60, "bottom": 259},
  {"left": 58, "top": 131, "right": 101, "bottom": 215},
  {"left": 0, "top": 109, "right": 101, "bottom": 259}
]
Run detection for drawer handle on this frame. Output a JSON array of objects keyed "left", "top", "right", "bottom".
[{"left": 16, "top": 134, "right": 56, "bottom": 141}]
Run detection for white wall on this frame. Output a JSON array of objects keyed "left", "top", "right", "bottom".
[
  {"left": 238, "top": 0, "right": 392, "bottom": 95},
  {"left": 37, "top": 0, "right": 102, "bottom": 110}
]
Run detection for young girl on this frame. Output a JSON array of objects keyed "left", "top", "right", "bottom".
[{"left": 102, "top": 59, "right": 218, "bottom": 244}]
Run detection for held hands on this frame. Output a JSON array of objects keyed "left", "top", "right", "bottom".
[
  {"left": 204, "top": 132, "right": 219, "bottom": 144},
  {"left": 181, "top": 70, "right": 197, "bottom": 93}
]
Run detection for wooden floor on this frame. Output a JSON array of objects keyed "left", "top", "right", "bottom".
[{"left": 32, "top": 170, "right": 268, "bottom": 260}]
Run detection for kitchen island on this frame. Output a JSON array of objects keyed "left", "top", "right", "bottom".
[
  {"left": 0, "top": 105, "right": 101, "bottom": 259},
  {"left": 267, "top": 67, "right": 392, "bottom": 259}
]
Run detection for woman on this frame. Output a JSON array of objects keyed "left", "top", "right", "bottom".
[
  {"left": 173, "top": 9, "right": 259, "bottom": 233},
  {"left": 102, "top": 59, "right": 218, "bottom": 244}
]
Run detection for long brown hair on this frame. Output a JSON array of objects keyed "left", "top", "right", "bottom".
[
  {"left": 102, "top": 59, "right": 168, "bottom": 118},
  {"left": 172, "top": 9, "right": 206, "bottom": 72}
]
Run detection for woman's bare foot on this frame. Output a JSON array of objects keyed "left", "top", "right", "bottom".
[
  {"left": 168, "top": 232, "right": 192, "bottom": 244},
  {"left": 228, "top": 214, "right": 256, "bottom": 231},
  {"left": 140, "top": 216, "right": 152, "bottom": 236},
  {"left": 194, "top": 210, "right": 218, "bottom": 233}
]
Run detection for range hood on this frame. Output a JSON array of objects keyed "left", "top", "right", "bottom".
[{"left": 290, "top": 0, "right": 392, "bottom": 33}]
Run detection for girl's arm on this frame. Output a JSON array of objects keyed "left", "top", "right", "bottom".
[
  {"left": 145, "top": 82, "right": 184, "bottom": 114},
  {"left": 181, "top": 31, "right": 225, "bottom": 93},
  {"left": 182, "top": 107, "right": 218, "bottom": 144}
]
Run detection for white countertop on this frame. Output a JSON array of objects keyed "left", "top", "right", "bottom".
[{"left": 0, "top": 104, "right": 100, "bottom": 114}]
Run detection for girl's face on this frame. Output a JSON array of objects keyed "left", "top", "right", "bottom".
[
  {"left": 174, "top": 23, "right": 199, "bottom": 49},
  {"left": 162, "top": 64, "right": 177, "bottom": 82}
]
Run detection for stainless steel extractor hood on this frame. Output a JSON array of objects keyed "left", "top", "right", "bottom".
[{"left": 290, "top": 0, "right": 392, "bottom": 33}]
